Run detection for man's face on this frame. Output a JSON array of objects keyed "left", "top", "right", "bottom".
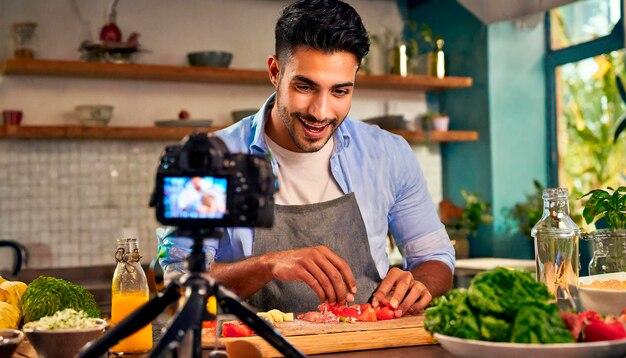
[{"left": 267, "top": 46, "right": 358, "bottom": 153}]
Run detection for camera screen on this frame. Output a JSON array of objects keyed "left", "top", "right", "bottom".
[{"left": 162, "top": 176, "right": 228, "bottom": 219}]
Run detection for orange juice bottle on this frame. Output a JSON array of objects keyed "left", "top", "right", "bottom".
[{"left": 110, "top": 238, "right": 153, "bottom": 354}]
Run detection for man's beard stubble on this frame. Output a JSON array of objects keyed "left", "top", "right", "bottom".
[{"left": 275, "top": 89, "right": 339, "bottom": 153}]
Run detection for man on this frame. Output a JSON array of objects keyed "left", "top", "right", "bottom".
[{"left": 161, "top": 0, "right": 454, "bottom": 316}]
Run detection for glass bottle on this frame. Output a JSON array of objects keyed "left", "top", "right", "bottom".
[
  {"left": 429, "top": 38, "right": 445, "bottom": 79},
  {"left": 531, "top": 188, "right": 580, "bottom": 304},
  {"left": 110, "top": 238, "right": 153, "bottom": 354},
  {"left": 388, "top": 38, "right": 408, "bottom": 77}
]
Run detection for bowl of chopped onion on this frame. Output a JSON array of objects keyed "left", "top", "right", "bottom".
[
  {"left": 578, "top": 272, "right": 626, "bottom": 316},
  {"left": 22, "top": 309, "right": 107, "bottom": 358}
]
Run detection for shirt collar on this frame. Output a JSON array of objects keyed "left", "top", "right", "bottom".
[{"left": 249, "top": 93, "right": 352, "bottom": 154}]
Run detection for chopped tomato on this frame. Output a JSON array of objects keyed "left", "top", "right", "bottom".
[
  {"left": 222, "top": 321, "right": 254, "bottom": 337},
  {"left": 357, "top": 306, "right": 377, "bottom": 322},
  {"left": 202, "top": 320, "right": 217, "bottom": 330},
  {"left": 373, "top": 305, "right": 395, "bottom": 320},
  {"left": 560, "top": 312, "right": 583, "bottom": 340},
  {"left": 584, "top": 318, "right": 626, "bottom": 342},
  {"left": 329, "top": 304, "right": 361, "bottom": 320}
]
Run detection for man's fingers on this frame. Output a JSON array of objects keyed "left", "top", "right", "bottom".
[
  {"left": 302, "top": 258, "right": 337, "bottom": 304},
  {"left": 297, "top": 268, "right": 327, "bottom": 303},
  {"left": 315, "top": 256, "right": 349, "bottom": 305},
  {"left": 396, "top": 283, "right": 424, "bottom": 316},
  {"left": 321, "top": 247, "right": 357, "bottom": 294}
]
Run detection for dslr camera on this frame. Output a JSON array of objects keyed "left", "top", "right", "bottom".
[{"left": 150, "top": 132, "right": 276, "bottom": 229}]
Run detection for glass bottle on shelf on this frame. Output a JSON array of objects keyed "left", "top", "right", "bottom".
[
  {"left": 531, "top": 188, "right": 580, "bottom": 305},
  {"left": 110, "top": 238, "right": 153, "bottom": 355},
  {"left": 429, "top": 38, "right": 445, "bottom": 78}
]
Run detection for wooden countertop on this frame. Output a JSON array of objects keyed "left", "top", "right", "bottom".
[{"left": 13, "top": 340, "right": 452, "bottom": 358}]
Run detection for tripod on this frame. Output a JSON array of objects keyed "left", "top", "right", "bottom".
[{"left": 79, "top": 229, "right": 305, "bottom": 358}]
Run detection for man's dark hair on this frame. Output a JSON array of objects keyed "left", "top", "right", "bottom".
[{"left": 275, "top": 0, "right": 370, "bottom": 65}]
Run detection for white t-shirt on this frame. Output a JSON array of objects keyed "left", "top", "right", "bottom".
[{"left": 265, "top": 134, "right": 343, "bottom": 205}]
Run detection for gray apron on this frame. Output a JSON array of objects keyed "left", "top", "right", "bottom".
[{"left": 249, "top": 193, "right": 381, "bottom": 313}]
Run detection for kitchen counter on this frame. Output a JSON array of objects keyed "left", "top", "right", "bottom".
[{"left": 13, "top": 340, "right": 451, "bottom": 358}]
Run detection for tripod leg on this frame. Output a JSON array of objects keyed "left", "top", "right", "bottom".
[
  {"left": 150, "top": 276, "right": 208, "bottom": 358},
  {"left": 78, "top": 283, "right": 181, "bottom": 358},
  {"left": 213, "top": 281, "right": 306, "bottom": 358}
]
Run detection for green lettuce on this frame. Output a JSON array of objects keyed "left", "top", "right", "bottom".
[
  {"left": 510, "top": 302, "right": 574, "bottom": 344},
  {"left": 424, "top": 288, "right": 481, "bottom": 340},
  {"left": 425, "top": 267, "right": 570, "bottom": 343}
]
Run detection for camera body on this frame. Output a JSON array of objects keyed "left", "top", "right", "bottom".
[{"left": 151, "top": 132, "right": 275, "bottom": 229}]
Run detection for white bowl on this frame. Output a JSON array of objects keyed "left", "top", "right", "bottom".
[
  {"left": 74, "top": 105, "right": 114, "bottom": 126},
  {"left": 578, "top": 272, "right": 626, "bottom": 315}
]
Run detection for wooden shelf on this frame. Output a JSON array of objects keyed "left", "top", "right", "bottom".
[
  {"left": 389, "top": 129, "right": 478, "bottom": 143},
  {"left": 0, "top": 125, "right": 478, "bottom": 143},
  {"left": 1, "top": 59, "right": 473, "bottom": 91}
]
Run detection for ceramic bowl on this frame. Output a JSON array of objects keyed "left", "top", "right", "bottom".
[
  {"left": 0, "top": 329, "right": 24, "bottom": 358},
  {"left": 23, "top": 319, "right": 108, "bottom": 358},
  {"left": 578, "top": 272, "right": 626, "bottom": 315},
  {"left": 74, "top": 105, "right": 114, "bottom": 126},
  {"left": 187, "top": 51, "right": 233, "bottom": 67}
]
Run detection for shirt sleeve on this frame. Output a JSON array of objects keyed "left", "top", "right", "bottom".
[
  {"left": 387, "top": 140, "right": 455, "bottom": 272},
  {"left": 157, "top": 226, "right": 220, "bottom": 282}
]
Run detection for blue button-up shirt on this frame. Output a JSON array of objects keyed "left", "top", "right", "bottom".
[{"left": 160, "top": 94, "right": 455, "bottom": 278}]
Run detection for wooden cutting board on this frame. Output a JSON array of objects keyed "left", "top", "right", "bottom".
[{"left": 213, "top": 314, "right": 434, "bottom": 357}]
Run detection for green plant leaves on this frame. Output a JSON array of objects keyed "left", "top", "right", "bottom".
[{"left": 580, "top": 186, "right": 626, "bottom": 229}]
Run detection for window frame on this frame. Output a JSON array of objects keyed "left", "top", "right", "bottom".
[{"left": 544, "top": 2, "right": 624, "bottom": 186}]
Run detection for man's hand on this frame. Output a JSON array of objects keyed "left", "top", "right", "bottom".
[
  {"left": 266, "top": 246, "right": 357, "bottom": 305},
  {"left": 371, "top": 267, "right": 432, "bottom": 317}
]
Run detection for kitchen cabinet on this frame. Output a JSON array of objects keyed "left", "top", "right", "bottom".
[{"left": 0, "top": 59, "right": 478, "bottom": 143}]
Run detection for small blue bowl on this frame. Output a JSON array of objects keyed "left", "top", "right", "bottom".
[{"left": 187, "top": 51, "right": 233, "bottom": 68}]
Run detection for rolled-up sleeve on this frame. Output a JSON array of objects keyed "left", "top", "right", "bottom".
[
  {"left": 387, "top": 140, "right": 455, "bottom": 272},
  {"left": 401, "top": 227, "right": 455, "bottom": 272}
]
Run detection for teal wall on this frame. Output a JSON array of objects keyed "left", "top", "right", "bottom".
[
  {"left": 405, "top": 0, "right": 548, "bottom": 259},
  {"left": 488, "top": 21, "right": 548, "bottom": 258}
]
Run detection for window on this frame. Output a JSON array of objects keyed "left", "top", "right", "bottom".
[{"left": 547, "top": 0, "right": 625, "bottom": 226}]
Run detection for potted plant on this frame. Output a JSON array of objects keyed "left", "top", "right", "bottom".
[
  {"left": 508, "top": 179, "right": 545, "bottom": 238},
  {"left": 439, "top": 190, "right": 493, "bottom": 258},
  {"left": 580, "top": 186, "right": 626, "bottom": 274},
  {"left": 419, "top": 111, "right": 450, "bottom": 132}
]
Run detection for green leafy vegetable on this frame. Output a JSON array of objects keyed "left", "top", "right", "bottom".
[
  {"left": 424, "top": 288, "right": 481, "bottom": 340},
  {"left": 425, "top": 267, "right": 570, "bottom": 344},
  {"left": 19, "top": 276, "right": 101, "bottom": 324},
  {"left": 510, "top": 302, "right": 574, "bottom": 343},
  {"left": 468, "top": 267, "right": 552, "bottom": 316},
  {"left": 478, "top": 315, "right": 511, "bottom": 342}
]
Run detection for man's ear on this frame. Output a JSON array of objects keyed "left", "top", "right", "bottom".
[{"left": 267, "top": 55, "right": 280, "bottom": 88}]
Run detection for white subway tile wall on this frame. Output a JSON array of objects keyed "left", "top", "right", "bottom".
[
  {"left": 0, "top": 140, "right": 443, "bottom": 270},
  {"left": 0, "top": 140, "right": 165, "bottom": 268}
]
